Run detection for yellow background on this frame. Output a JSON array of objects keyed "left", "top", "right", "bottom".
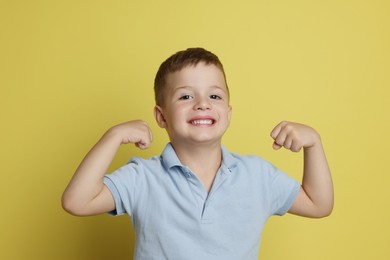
[{"left": 1, "top": 0, "right": 389, "bottom": 259}]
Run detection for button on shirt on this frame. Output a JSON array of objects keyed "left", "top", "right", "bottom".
[{"left": 104, "top": 143, "right": 300, "bottom": 260}]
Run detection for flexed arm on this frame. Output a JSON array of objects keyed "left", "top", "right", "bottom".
[
  {"left": 62, "top": 120, "right": 152, "bottom": 216},
  {"left": 271, "top": 121, "right": 334, "bottom": 218}
]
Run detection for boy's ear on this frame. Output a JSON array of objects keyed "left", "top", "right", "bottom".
[
  {"left": 228, "top": 105, "right": 232, "bottom": 121},
  {"left": 154, "top": 105, "right": 167, "bottom": 128}
]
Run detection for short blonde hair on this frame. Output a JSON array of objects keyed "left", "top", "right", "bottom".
[{"left": 154, "top": 48, "right": 228, "bottom": 107}]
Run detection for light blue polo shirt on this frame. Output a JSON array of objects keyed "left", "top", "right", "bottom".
[{"left": 104, "top": 143, "right": 300, "bottom": 260}]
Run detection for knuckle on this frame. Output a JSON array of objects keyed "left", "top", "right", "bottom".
[
  {"left": 284, "top": 123, "right": 294, "bottom": 131},
  {"left": 138, "top": 120, "right": 147, "bottom": 125},
  {"left": 291, "top": 145, "right": 302, "bottom": 152}
]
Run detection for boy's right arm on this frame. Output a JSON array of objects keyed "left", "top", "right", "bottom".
[{"left": 61, "top": 120, "right": 152, "bottom": 216}]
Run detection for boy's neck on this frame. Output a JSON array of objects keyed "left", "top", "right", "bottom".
[{"left": 171, "top": 141, "right": 222, "bottom": 192}]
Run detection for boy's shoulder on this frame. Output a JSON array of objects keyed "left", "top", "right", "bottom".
[{"left": 223, "top": 147, "right": 276, "bottom": 171}]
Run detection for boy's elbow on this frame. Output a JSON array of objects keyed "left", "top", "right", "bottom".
[
  {"left": 61, "top": 191, "right": 112, "bottom": 217},
  {"left": 322, "top": 204, "right": 334, "bottom": 217},
  {"left": 314, "top": 208, "right": 332, "bottom": 218},
  {"left": 61, "top": 196, "right": 77, "bottom": 216},
  {"left": 61, "top": 194, "right": 87, "bottom": 217},
  {"left": 312, "top": 203, "right": 334, "bottom": 218}
]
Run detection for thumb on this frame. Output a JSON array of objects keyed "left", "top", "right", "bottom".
[
  {"left": 135, "top": 140, "right": 150, "bottom": 150},
  {"left": 272, "top": 141, "right": 282, "bottom": 150}
]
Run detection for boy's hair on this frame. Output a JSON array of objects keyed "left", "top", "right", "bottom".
[{"left": 154, "top": 47, "right": 229, "bottom": 107}]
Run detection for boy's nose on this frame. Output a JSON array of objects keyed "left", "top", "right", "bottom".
[{"left": 194, "top": 99, "right": 211, "bottom": 110}]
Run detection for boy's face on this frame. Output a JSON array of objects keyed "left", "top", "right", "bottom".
[{"left": 154, "top": 62, "right": 232, "bottom": 147}]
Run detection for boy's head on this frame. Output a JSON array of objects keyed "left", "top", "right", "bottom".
[{"left": 154, "top": 48, "right": 229, "bottom": 107}]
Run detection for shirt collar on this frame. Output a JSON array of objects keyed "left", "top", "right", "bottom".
[
  {"left": 220, "top": 145, "right": 238, "bottom": 171},
  {"left": 161, "top": 143, "right": 183, "bottom": 169},
  {"left": 161, "top": 143, "right": 238, "bottom": 171}
]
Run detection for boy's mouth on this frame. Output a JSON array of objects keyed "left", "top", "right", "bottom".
[{"left": 190, "top": 119, "right": 215, "bottom": 125}]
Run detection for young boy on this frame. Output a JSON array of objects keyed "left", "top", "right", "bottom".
[{"left": 62, "top": 48, "right": 333, "bottom": 259}]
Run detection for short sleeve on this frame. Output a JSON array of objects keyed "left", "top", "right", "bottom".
[
  {"left": 270, "top": 168, "right": 301, "bottom": 216},
  {"left": 102, "top": 161, "right": 140, "bottom": 217},
  {"left": 103, "top": 176, "right": 126, "bottom": 216}
]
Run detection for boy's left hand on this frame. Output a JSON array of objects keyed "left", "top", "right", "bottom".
[
  {"left": 270, "top": 121, "right": 320, "bottom": 152},
  {"left": 271, "top": 121, "right": 334, "bottom": 218}
]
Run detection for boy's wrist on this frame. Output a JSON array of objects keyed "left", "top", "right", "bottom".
[
  {"left": 103, "top": 126, "right": 125, "bottom": 145},
  {"left": 304, "top": 134, "right": 322, "bottom": 151}
]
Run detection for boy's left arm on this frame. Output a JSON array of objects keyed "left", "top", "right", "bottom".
[{"left": 271, "top": 121, "right": 334, "bottom": 218}]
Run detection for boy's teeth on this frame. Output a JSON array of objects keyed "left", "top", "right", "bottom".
[{"left": 191, "top": 119, "right": 213, "bottom": 125}]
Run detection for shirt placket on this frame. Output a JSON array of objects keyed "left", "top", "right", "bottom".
[{"left": 183, "top": 166, "right": 231, "bottom": 224}]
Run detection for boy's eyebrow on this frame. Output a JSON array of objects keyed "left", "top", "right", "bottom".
[
  {"left": 173, "top": 85, "right": 227, "bottom": 93},
  {"left": 173, "top": 86, "right": 192, "bottom": 92},
  {"left": 209, "top": 85, "right": 227, "bottom": 92}
]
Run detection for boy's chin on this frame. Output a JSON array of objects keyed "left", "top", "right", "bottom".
[{"left": 181, "top": 137, "right": 223, "bottom": 147}]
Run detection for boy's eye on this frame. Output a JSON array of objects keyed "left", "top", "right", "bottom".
[
  {"left": 210, "top": 95, "right": 221, "bottom": 100},
  {"left": 179, "top": 95, "right": 193, "bottom": 100}
]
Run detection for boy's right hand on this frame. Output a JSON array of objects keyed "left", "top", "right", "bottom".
[
  {"left": 62, "top": 120, "right": 153, "bottom": 216},
  {"left": 108, "top": 120, "right": 153, "bottom": 149}
]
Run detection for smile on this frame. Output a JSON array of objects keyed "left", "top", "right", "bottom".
[{"left": 190, "top": 119, "right": 214, "bottom": 125}]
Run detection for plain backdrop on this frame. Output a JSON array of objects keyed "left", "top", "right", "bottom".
[{"left": 1, "top": 0, "right": 389, "bottom": 259}]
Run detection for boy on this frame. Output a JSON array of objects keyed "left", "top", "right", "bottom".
[{"left": 62, "top": 48, "right": 333, "bottom": 259}]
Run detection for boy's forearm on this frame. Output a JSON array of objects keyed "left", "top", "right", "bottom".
[
  {"left": 62, "top": 129, "right": 121, "bottom": 213},
  {"left": 301, "top": 139, "right": 334, "bottom": 216},
  {"left": 271, "top": 121, "right": 334, "bottom": 217},
  {"left": 62, "top": 120, "right": 152, "bottom": 216}
]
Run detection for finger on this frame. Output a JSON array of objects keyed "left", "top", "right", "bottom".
[
  {"left": 139, "top": 121, "right": 153, "bottom": 143},
  {"left": 135, "top": 139, "right": 150, "bottom": 150},
  {"left": 136, "top": 143, "right": 148, "bottom": 150},
  {"left": 290, "top": 140, "right": 303, "bottom": 153},
  {"left": 272, "top": 142, "right": 282, "bottom": 150},
  {"left": 274, "top": 129, "right": 287, "bottom": 148},
  {"left": 132, "top": 130, "right": 151, "bottom": 149},
  {"left": 283, "top": 134, "right": 294, "bottom": 150},
  {"left": 270, "top": 125, "right": 281, "bottom": 140},
  {"left": 270, "top": 121, "right": 288, "bottom": 140}
]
